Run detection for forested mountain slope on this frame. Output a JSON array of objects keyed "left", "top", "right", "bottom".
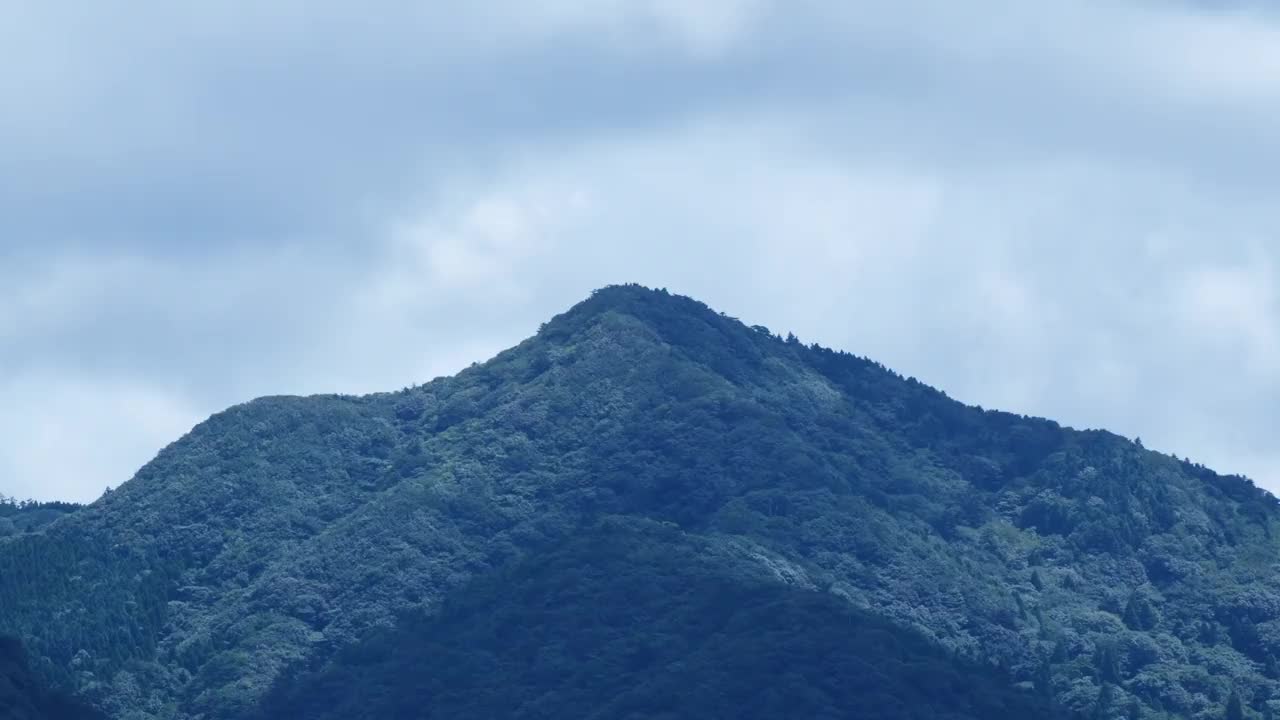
[
  {"left": 0, "top": 499, "right": 83, "bottom": 538},
  {"left": 252, "top": 518, "right": 1066, "bottom": 720},
  {"left": 1, "top": 636, "right": 105, "bottom": 720},
  {"left": 1, "top": 284, "right": 1277, "bottom": 719}
]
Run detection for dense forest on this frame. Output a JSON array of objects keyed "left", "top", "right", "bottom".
[
  {"left": 0, "top": 635, "right": 105, "bottom": 720},
  {"left": 0, "top": 497, "right": 82, "bottom": 538},
  {"left": 253, "top": 517, "right": 1068, "bottom": 720},
  {"left": 2, "top": 285, "right": 1278, "bottom": 719}
]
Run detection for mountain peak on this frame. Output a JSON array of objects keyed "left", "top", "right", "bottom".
[
  {"left": 541, "top": 283, "right": 717, "bottom": 334},
  {"left": 4, "top": 286, "right": 1279, "bottom": 720},
  {"left": 532, "top": 283, "right": 767, "bottom": 372}
]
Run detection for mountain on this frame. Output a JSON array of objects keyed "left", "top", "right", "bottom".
[
  {"left": 0, "top": 500, "right": 83, "bottom": 538},
  {"left": 1, "top": 284, "right": 1278, "bottom": 719},
  {"left": 252, "top": 518, "right": 1062, "bottom": 720},
  {"left": 1, "top": 636, "right": 106, "bottom": 720}
]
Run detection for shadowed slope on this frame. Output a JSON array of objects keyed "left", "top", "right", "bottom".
[
  {"left": 0, "top": 637, "right": 105, "bottom": 720},
  {"left": 252, "top": 518, "right": 1067, "bottom": 720}
]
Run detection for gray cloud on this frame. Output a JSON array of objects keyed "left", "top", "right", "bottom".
[{"left": 2, "top": 0, "right": 1279, "bottom": 501}]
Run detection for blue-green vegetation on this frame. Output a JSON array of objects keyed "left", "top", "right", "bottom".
[
  {"left": 1, "top": 285, "right": 1276, "bottom": 719},
  {"left": 0, "top": 498, "right": 83, "bottom": 538},
  {"left": 1, "top": 635, "right": 105, "bottom": 720},
  {"left": 254, "top": 517, "right": 1066, "bottom": 720}
]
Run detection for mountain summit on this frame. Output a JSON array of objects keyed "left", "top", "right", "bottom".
[{"left": 2, "top": 284, "right": 1277, "bottom": 719}]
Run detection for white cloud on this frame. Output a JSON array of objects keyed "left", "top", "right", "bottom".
[
  {"left": 383, "top": 182, "right": 592, "bottom": 297},
  {"left": 5, "top": 0, "right": 1280, "bottom": 500},
  {"left": 1179, "top": 256, "right": 1280, "bottom": 378},
  {"left": 0, "top": 372, "right": 202, "bottom": 503},
  {"left": 1137, "top": 8, "right": 1280, "bottom": 106}
]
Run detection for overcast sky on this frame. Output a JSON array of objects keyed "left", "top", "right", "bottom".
[{"left": 2, "top": 0, "right": 1279, "bottom": 502}]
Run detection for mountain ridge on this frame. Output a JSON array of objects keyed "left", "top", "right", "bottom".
[{"left": 3, "top": 283, "right": 1278, "bottom": 719}]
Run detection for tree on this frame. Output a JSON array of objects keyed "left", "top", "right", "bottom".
[
  {"left": 1034, "top": 658, "right": 1053, "bottom": 697},
  {"left": 1227, "top": 691, "right": 1244, "bottom": 720},
  {"left": 1092, "top": 683, "right": 1115, "bottom": 720},
  {"left": 1123, "top": 588, "right": 1159, "bottom": 631},
  {"left": 1095, "top": 643, "right": 1121, "bottom": 684}
]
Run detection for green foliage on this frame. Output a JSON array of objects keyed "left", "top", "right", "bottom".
[
  {"left": 0, "top": 636, "right": 105, "bottom": 720},
  {"left": 1227, "top": 691, "right": 1244, "bottom": 720},
  {"left": 252, "top": 519, "right": 1068, "bottom": 720},
  {"left": 0, "top": 497, "right": 82, "bottom": 537},
  {"left": 2, "top": 284, "right": 1279, "bottom": 719}
]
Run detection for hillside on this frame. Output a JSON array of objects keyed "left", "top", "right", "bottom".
[
  {"left": 252, "top": 518, "right": 1064, "bottom": 720},
  {"left": 0, "top": 499, "right": 83, "bottom": 538},
  {"left": 2, "top": 284, "right": 1278, "bottom": 719},
  {"left": 1, "top": 636, "right": 106, "bottom": 720}
]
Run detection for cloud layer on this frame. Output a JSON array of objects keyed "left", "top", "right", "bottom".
[{"left": 3, "top": 0, "right": 1279, "bottom": 501}]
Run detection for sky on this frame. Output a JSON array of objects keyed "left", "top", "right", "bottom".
[{"left": 2, "top": 0, "right": 1279, "bottom": 502}]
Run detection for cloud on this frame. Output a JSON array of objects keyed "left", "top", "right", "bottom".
[
  {"left": 1178, "top": 253, "right": 1280, "bottom": 377},
  {"left": 0, "top": 371, "right": 202, "bottom": 502},
  {"left": 383, "top": 182, "right": 592, "bottom": 297},
  {"left": 3, "top": 0, "right": 1280, "bottom": 499},
  {"left": 1138, "top": 7, "right": 1280, "bottom": 106},
  {"left": 395, "top": 120, "right": 1280, "bottom": 488}
]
